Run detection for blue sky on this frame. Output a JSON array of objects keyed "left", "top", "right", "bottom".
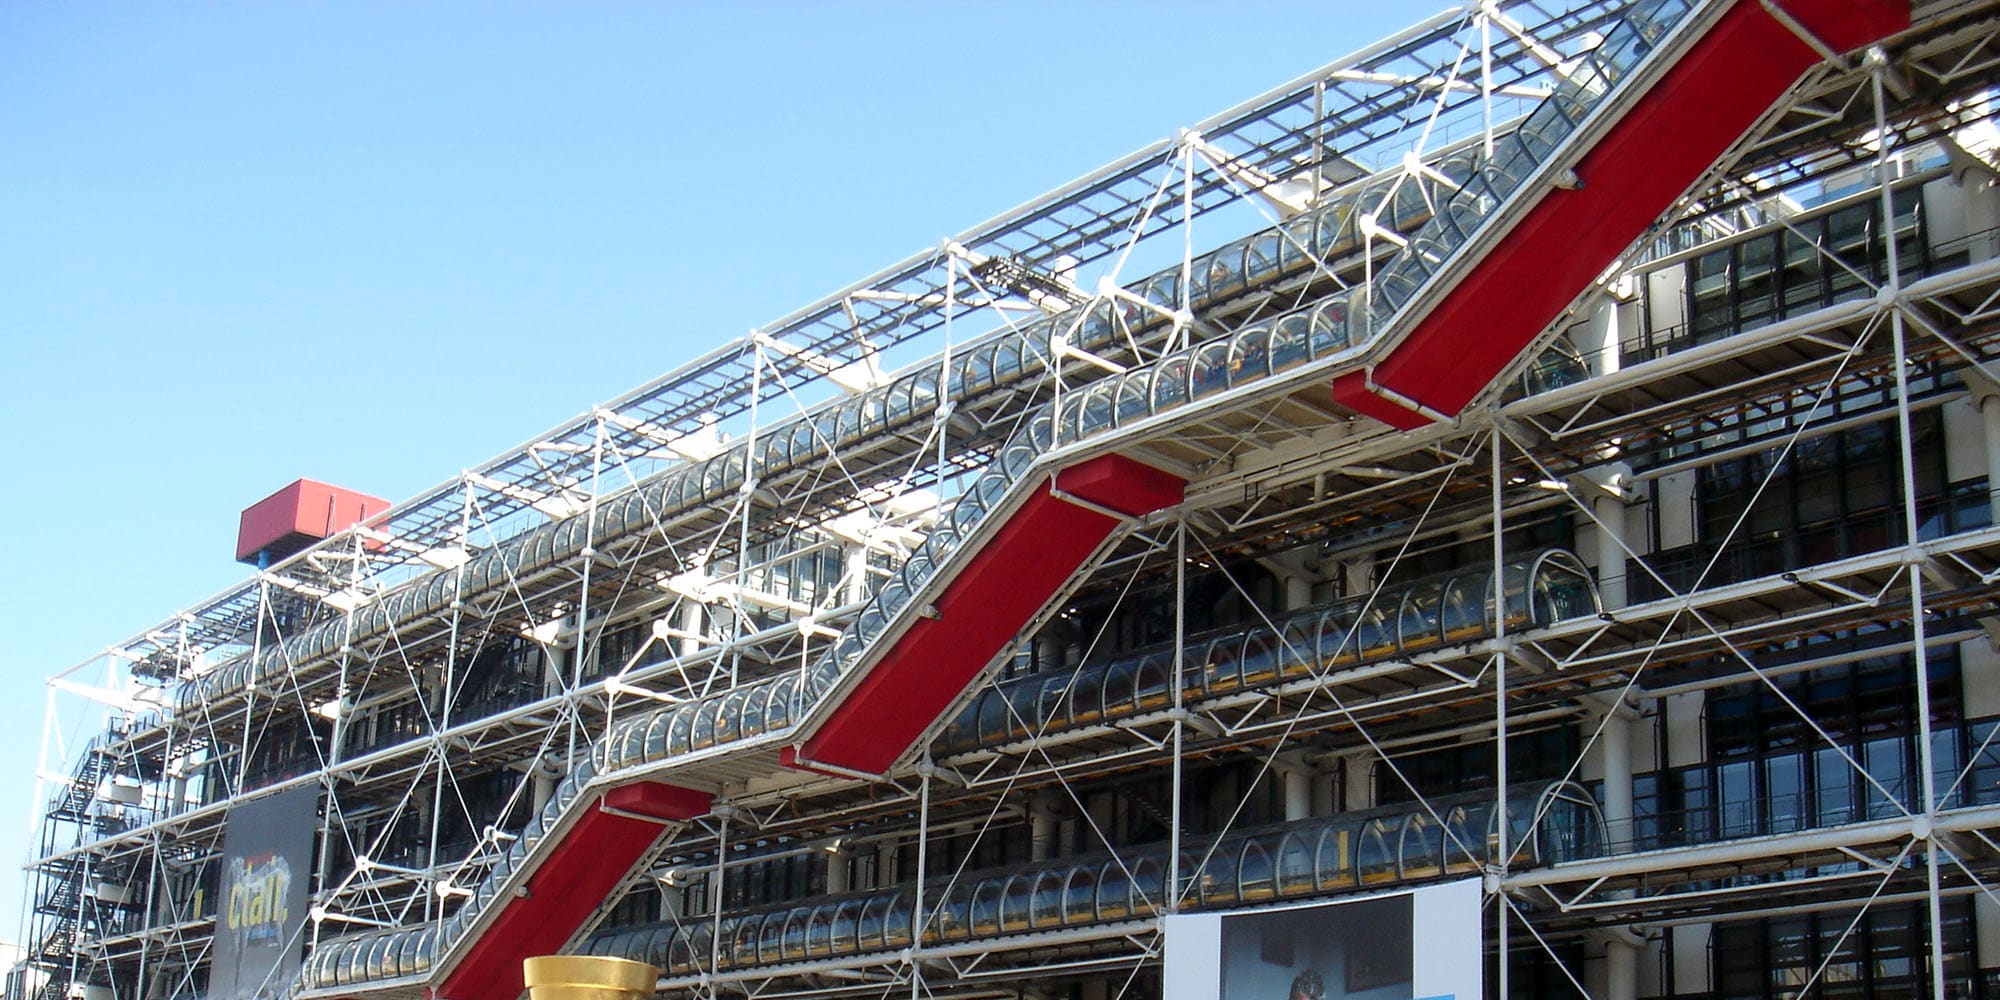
[{"left": 0, "top": 2, "right": 1426, "bottom": 942}]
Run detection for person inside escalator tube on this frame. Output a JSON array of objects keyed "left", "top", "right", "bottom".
[{"left": 1288, "top": 969, "right": 1326, "bottom": 1000}]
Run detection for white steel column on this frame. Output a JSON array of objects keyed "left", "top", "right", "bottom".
[
  {"left": 424, "top": 477, "right": 478, "bottom": 923},
  {"left": 1982, "top": 393, "right": 2000, "bottom": 513},
  {"left": 678, "top": 600, "right": 703, "bottom": 658},
  {"left": 1282, "top": 765, "right": 1313, "bottom": 822},
  {"left": 1284, "top": 574, "right": 1313, "bottom": 612},
  {"left": 537, "top": 621, "right": 570, "bottom": 817},
  {"left": 1591, "top": 688, "right": 1641, "bottom": 1000},
  {"left": 711, "top": 815, "right": 729, "bottom": 974},
  {"left": 1491, "top": 428, "right": 1511, "bottom": 998},
  {"left": 1592, "top": 695, "right": 1636, "bottom": 852},
  {"left": 1963, "top": 153, "right": 2000, "bottom": 263},
  {"left": 1595, "top": 490, "right": 1629, "bottom": 611},
  {"left": 911, "top": 766, "right": 931, "bottom": 1000},
  {"left": 1030, "top": 792, "right": 1059, "bottom": 863},
  {"left": 531, "top": 774, "right": 555, "bottom": 816},
  {"left": 824, "top": 844, "right": 850, "bottom": 895},
  {"left": 1341, "top": 752, "right": 1372, "bottom": 812},
  {"left": 845, "top": 546, "right": 868, "bottom": 606},
  {"left": 1603, "top": 933, "right": 1639, "bottom": 1000},
  {"left": 543, "top": 641, "right": 569, "bottom": 700},
  {"left": 1876, "top": 49, "right": 1947, "bottom": 1000},
  {"left": 658, "top": 874, "right": 685, "bottom": 921},
  {"left": 1169, "top": 515, "right": 1187, "bottom": 912},
  {"left": 1591, "top": 286, "right": 1625, "bottom": 379}
]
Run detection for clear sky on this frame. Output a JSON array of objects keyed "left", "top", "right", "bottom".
[{"left": 0, "top": 1, "right": 1430, "bottom": 946}]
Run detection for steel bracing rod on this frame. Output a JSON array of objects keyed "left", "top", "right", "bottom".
[
  {"left": 1499, "top": 894, "right": 1589, "bottom": 997},
  {"left": 1491, "top": 306, "right": 1922, "bottom": 838},
  {"left": 888, "top": 516, "right": 2000, "bottom": 860},
  {"left": 1527, "top": 522, "right": 2000, "bottom": 663},
  {"left": 1630, "top": 623, "right": 1986, "bottom": 700},
  {"left": 1472, "top": 60, "right": 2000, "bottom": 976},
  {"left": 1475, "top": 200, "right": 1990, "bottom": 1000},
  {"left": 945, "top": 657, "right": 1571, "bottom": 795},
  {"left": 1538, "top": 842, "right": 1910, "bottom": 916},
  {"left": 589, "top": 414, "right": 890, "bottom": 689},
  {"left": 1169, "top": 515, "right": 1185, "bottom": 913},
  {"left": 1508, "top": 804, "right": 2000, "bottom": 891},
  {"left": 1941, "top": 835, "right": 2000, "bottom": 923},
  {"left": 1769, "top": 846, "right": 1909, "bottom": 1000},
  {"left": 1868, "top": 44, "right": 1951, "bottom": 1000},
  {"left": 1184, "top": 137, "right": 1357, "bottom": 294},
  {"left": 41, "top": 585, "right": 877, "bottom": 873},
  {"left": 1172, "top": 488, "right": 1492, "bottom": 872},
  {"left": 566, "top": 417, "right": 612, "bottom": 763},
  {"left": 1505, "top": 301, "right": 1895, "bottom": 448},
  {"left": 764, "top": 305, "right": 1004, "bottom": 543},
  {"left": 568, "top": 822, "right": 693, "bottom": 957},
  {"left": 1490, "top": 421, "right": 1511, "bottom": 1000},
  {"left": 1531, "top": 292, "right": 1998, "bottom": 478},
  {"left": 967, "top": 529, "right": 1180, "bottom": 916},
  {"left": 1505, "top": 564, "right": 1924, "bottom": 859}
]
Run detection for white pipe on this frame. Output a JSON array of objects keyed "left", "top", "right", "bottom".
[{"left": 1506, "top": 805, "right": 2000, "bottom": 889}]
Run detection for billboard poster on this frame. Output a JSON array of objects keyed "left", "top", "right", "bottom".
[
  {"left": 1164, "top": 879, "right": 1481, "bottom": 1000},
  {"left": 210, "top": 783, "right": 317, "bottom": 1000}
]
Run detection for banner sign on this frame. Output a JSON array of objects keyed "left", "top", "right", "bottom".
[
  {"left": 210, "top": 783, "right": 317, "bottom": 1000},
  {"left": 1164, "top": 879, "right": 1481, "bottom": 1000}
]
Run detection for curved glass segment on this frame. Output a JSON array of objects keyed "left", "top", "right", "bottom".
[
  {"left": 937, "top": 548, "right": 1597, "bottom": 755},
  {"left": 572, "top": 783, "right": 1601, "bottom": 979}
]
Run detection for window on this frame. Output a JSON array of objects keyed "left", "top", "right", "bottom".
[
  {"left": 1711, "top": 901, "right": 1974, "bottom": 999},
  {"left": 1375, "top": 728, "right": 1576, "bottom": 806}
]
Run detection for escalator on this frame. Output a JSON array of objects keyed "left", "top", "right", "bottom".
[{"left": 1330, "top": 0, "right": 1909, "bottom": 427}]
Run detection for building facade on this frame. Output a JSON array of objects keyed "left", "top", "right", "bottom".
[{"left": 25, "top": 1, "right": 2000, "bottom": 999}]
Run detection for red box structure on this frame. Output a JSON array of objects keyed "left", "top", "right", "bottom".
[{"left": 235, "top": 479, "right": 390, "bottom": 565}]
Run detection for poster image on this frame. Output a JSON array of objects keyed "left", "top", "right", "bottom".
[
  {"left": 1164, "top": 879, "right": 1481, "bottom": 1000},
  {"left": 1221, "top": 893, "right": 1413, "bottom": 1000},
  {"left": 209, "top": 783, "right": 317, "bottom": 1000}
]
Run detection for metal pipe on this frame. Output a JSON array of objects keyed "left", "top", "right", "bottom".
[{"left": 1505, "top": 805, "right": 2000, "bottom": 889}]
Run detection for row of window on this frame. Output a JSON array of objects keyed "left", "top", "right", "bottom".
[
  {"left": 1709, "top": 900, "right": 1978, "bottom": 1000},
  {"left": 1632, "top": 178, "right": 1966, "bottom": 362}
]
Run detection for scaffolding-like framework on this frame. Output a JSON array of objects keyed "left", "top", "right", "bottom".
[{"left": 26, "top": 2, "right": 2000, "bottom": 999}]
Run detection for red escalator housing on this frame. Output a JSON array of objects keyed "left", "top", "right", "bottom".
[
  {"left": 794, "top": 454, "right": 1184, "bottom": 776},
  {"left": 436, "top": 781, "right": 710, "bottom": 1000},
  {"left": 1332, "top": 0, "right": 1909, "bottom": 425}
]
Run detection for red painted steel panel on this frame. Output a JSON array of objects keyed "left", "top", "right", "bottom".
[
  {"left": 1052, "top": 453, "right": 1188, "bottom": 517},
  {"left": 602, "top": 781, "right": 712, "bottom": 822},
  {"left": 235, "top": 478, "right": 389, "bottom": 564},
  {"left": 438, "top": 782, "right": 693, "bottom": 1000},
  {"left": 799, "top": 489, "right": 1114, "bottom": 775},
  {"left": 1327, "top": 371, "right": 1433, "bottom": 431},
  {"left": 1340, "top": 0, "right": 1908, "bottom": 423},
  {"left": 798, "top": 455, "right": 1182, "bottom": 775}
]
